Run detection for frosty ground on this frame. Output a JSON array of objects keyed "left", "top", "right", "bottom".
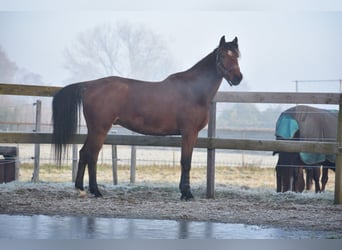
[
  {"left": 1, "top": 181, "right": 341, "bottom": 238},
  {"left": 1, "top": 145, "right": 340, "bottom": 238}
]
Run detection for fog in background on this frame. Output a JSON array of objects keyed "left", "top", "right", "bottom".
[
  {"left": 0, "top": 1, "right": 342, "bottom": 128},
  {"left": 1, "top": 8, "right": 341, "bottom": 90}
]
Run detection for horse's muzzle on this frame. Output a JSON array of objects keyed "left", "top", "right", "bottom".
[{"left": 227, "top": 73, "right": 243, "bottom": 86}]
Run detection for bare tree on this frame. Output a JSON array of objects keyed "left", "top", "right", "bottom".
[
  {"left": 0, "top": 45, "right": 18, "bottom": 83},
  {"left": 0, "top": 46, "right": 46, "bottom": 130},
  {"left": 64, "top": 23, "right": 175, "bottom": 82},
  {"left": 0, "top": 46, "right": 17, "bottom": 130}
]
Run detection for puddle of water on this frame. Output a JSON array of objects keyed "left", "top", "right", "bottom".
[{"left": 0, "top": 214, "right": 336, "bottom": 239}]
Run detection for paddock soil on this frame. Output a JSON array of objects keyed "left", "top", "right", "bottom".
[{"left": 1, "top": 181, "right": 342, "bottom": 237}]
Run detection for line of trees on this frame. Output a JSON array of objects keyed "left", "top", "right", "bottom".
[
  {"left": 217, "top": 103, "right": 283, "bottom": 129},
  {"left": 0, "top": 46, "right": 39, "bottom": 131}
]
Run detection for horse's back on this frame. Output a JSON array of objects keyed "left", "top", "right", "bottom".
[
  {"left": 80, "top": 76, "right": 179, "bottom": 135},
  {"left": 279, "top": 105, "right": 337, "bottom": 141}
]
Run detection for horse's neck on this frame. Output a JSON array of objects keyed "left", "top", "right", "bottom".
[
  {"left": 187, "top": 52, "right": 223, "bottom": 104},
  {"left": 165, "top": 51, "right": 222, "bottom": 105}
]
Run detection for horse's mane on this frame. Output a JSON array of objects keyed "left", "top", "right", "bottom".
[{"left": 165, "top": 51, "right": 216, "bottom": 82}]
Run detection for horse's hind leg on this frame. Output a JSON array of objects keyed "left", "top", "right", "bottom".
[
  {"left": 282, "top": 166, "right": 292, "bottom": 192},
  {"left": 313, "top": 167, "right": 321, "bottom": 193},
  {"left": 85, "top": 132, "right": 109, "bottom": 197},
  {"left": 293, "top": 167, "right": 304, "bottom": 192},
  {"left": 321, "top": 167, "right": 329, "bottom": 192},
  {"left": 75, "top": 129, "right": 109, "bottom": 197},
  {"left": 75, "top": 139, "right": 89, "bottom": 192},
  {"left": 305, "top": 168, "right": 313, "bottom": 191}
]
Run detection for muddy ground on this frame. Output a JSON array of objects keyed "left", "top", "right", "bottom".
[{"left": 0, "top": 182, "right": 341, "bottom": 237}]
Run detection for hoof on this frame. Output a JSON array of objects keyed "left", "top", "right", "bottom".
[
  {"left": 90, "top": 189, "right": 103, "bottom": 198},
  {"left": 77, "top": 189, "right": 87, "bottom": 198},
  {"left": 75, "top": 183, "right": 84, "bottom": 191},
  {"left": 180, "top": 190, "right": 194, "bottom": 201},
  {"left": 94, "top": 192, "right": 103, "bottom": 198}
]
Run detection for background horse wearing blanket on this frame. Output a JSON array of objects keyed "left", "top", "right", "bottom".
[
  {"left": 274, "top": 105, "right": 336, "bottom": 193},
  {"left": 52, "top": 36, "right": 243, "bottom": 200}
]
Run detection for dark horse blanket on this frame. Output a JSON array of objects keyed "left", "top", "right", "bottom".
[{"left": 275, "top": 105, "right": 337, "bottom": 165}]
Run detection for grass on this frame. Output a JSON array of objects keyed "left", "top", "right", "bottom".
[{"left": 18, "top": 163, "right": 335, "bottom": 192}]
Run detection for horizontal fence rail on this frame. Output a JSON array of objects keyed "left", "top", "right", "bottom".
[
  {"left": 1, "top": 83, "right": 340, "bottom": 104},
  {"left": 0, "top": 83, "right": 341, "bottom": 204},
  {"left": 214, "top": 91, "right": 340, "bottom": 104},
  {"left": 0, "top": 83, "right": 61, "bottom": 96},
  {"left": 0, "top": 132, "right": 338, "bottom": 155}
]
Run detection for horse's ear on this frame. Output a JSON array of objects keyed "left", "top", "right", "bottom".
[
  {"left": 232, "top": 36, "right": 239, "bottom": 49},
  {"left": 219, "top": 36, "right": 226, "bottom": 47},
  {"left": 233, "top": 36, "right": 238, "bottom": 44}
]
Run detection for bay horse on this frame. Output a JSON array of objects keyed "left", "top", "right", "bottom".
[{"left": 52, "top": 36, "right": 243, "bottom": 200}]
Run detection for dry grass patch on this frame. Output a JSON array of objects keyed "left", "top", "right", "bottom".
[{"left": 18, "top": 163, "right": 335, "bottom": 192}]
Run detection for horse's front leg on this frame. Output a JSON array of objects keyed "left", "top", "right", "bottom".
[
  {"left": 179, "top": 132, "right": 198, "bottom": 201},
  {"left": 275, "top": 166, "right": 282, "bottom": 192},
  {"left": 88, "top": 158, "right": 102, "bottom": 197}
]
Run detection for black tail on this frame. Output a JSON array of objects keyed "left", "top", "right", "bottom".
[{"left": 52, "top": 82, "right": 84, "bottom": 164}]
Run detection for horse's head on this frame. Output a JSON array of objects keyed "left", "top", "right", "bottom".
[{"left": 216, "top": 36, "right": 243, "bottom": 86}]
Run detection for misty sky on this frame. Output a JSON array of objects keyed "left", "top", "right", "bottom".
[{"left": 0, "top": 1, "right": 342, "bottom": 93}]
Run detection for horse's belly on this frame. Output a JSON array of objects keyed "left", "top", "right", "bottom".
[{"left": 115, "top": 117, "right": 180, "bottom": 136}]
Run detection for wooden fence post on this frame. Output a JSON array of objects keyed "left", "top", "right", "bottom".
[
  {"left": 72, "top": 144, "right": 78, "bottom": 182},
  {"left": 334, "top": 94, "right": 342, "bottom": 204},
  {"left": 207, "top": 102, "right": 216, "bottom": 198},
  {"left": 32, "top": 100, "right": 41, "bottom": 182},
  {"left": 15, "top": 146, "right": 20, "bottom": 181},
  {"left": 112, "top": 145, "right": 118, "bottom": 185},
  {"left": 130, "top": 145, "right": 136, "bottom": 184}
]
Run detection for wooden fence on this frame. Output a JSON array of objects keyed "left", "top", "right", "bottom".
[{"left": 0, "top": 83, "right": 341, "bottom": 204}]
